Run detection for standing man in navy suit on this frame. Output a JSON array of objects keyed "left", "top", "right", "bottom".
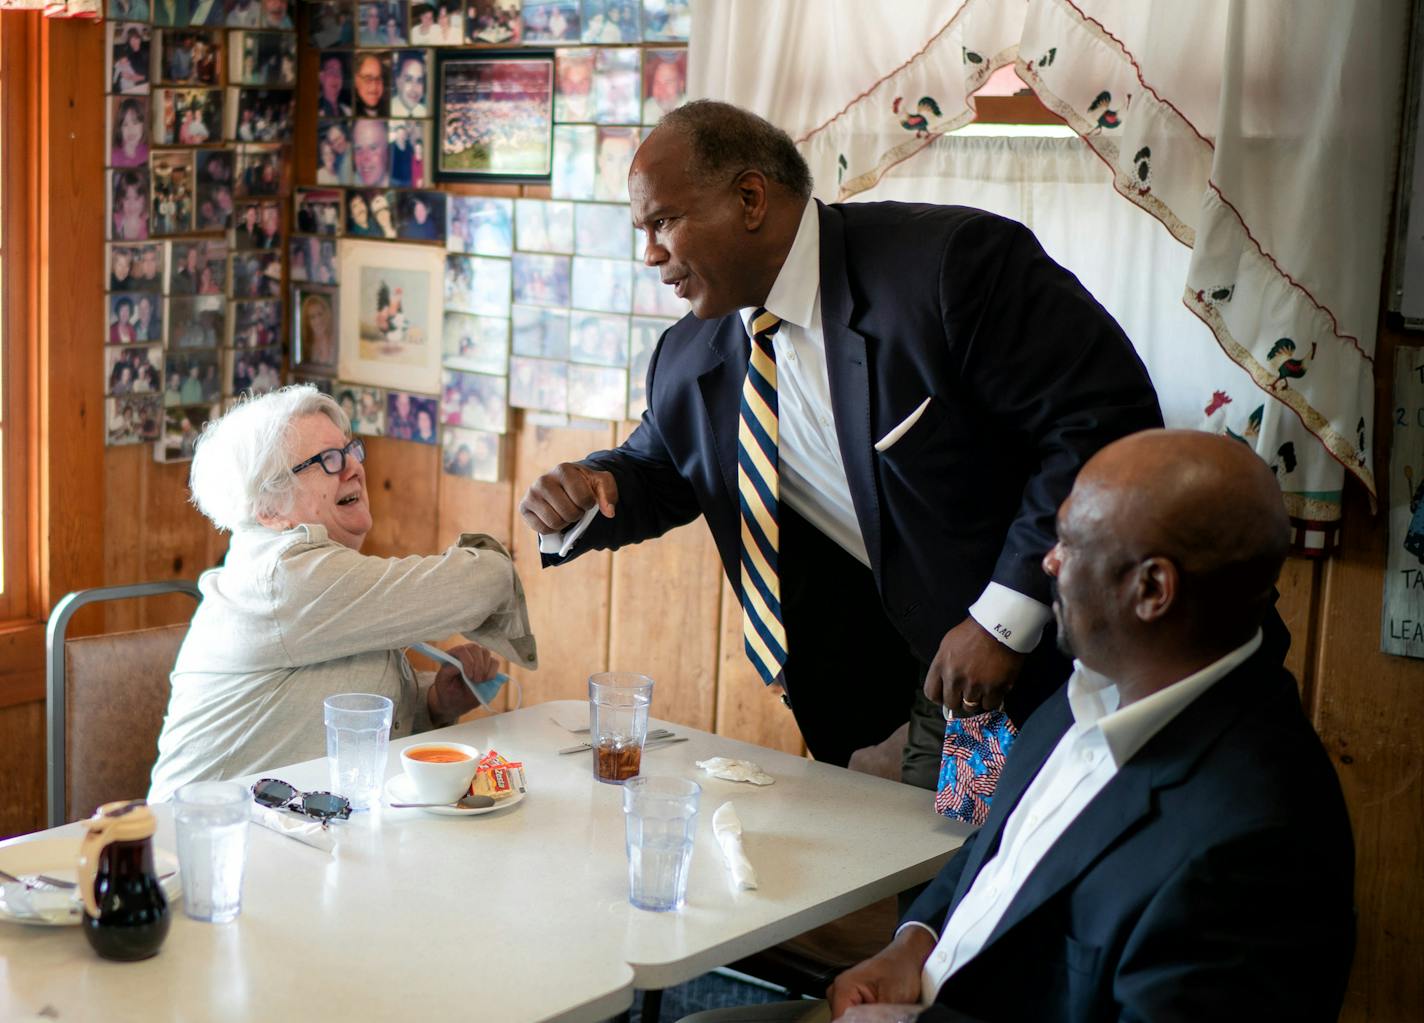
[{"left": 519, "top": 101, "right": 1163, "bottom": 783}]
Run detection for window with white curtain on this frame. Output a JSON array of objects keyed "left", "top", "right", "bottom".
[{"left": 853, "top": 132, "right": 1263, "bottom": 433}]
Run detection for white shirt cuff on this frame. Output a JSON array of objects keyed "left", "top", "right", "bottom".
[
  {"left": 967, "top": 582, "right": 1051, "bottom": 654},
  {"left": 895, "top": 920, "right": 939, "bottom": 942},
  {"left": 535, "top": 505, "right": 599, "bottom": 559}
]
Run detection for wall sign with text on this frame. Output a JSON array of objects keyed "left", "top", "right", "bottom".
[{"left": 1383, "top": 348, "right": 1424, "bottom": 657}]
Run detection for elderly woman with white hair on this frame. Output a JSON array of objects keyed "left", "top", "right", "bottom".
[{"left": 148, "top": 385, "right": 536, "bottom": 802}]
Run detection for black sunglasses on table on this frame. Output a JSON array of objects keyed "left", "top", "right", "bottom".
[
  {"left": 251, "top": 779, "right": 352, "bottom": 825},
  {"left": 290, "top": 437, "right": 365, "bottom": 476}
]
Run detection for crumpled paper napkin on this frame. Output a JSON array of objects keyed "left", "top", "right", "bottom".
[
  {"left": 536, "top": 505, "right": 598, "bottom": 558},
  {"left": 696, "top": 757, "right": 775, "bottom": 786},
  {"left": 249, "top": 803, "right": 336, "bottom": 854},
  {"left": 711, "top": 802, "right": 758, "bottom": 890}
]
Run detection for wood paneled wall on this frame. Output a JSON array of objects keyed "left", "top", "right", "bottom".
[
  {"left": 1316, "top": 316, "right": 1424, "bottom": 1023},
  {"left": 0, "top": 15, "right": 1419, "bottom": 1023}
]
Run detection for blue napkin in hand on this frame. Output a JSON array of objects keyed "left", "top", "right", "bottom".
[{"left": 410, "top": 642, "right": 519, "bottom": 710}]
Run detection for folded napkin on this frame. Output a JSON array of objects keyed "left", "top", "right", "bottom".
[
  {"left": 249, "top": 804, "right": 335, "bottom": 854},
  {"left": 548, "top": 705, "right": 590, "bottom": 732},
  {"left": 711, "top": 802, "right": 758, "bottom": 890},
  {"left": 696, "top": 757, "right": 775, "bottom": 786},
  {"left": 0, "top": 881, "right": 79, "bottom": 924}
]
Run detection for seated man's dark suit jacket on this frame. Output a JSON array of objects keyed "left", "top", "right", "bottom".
[
  {"left": 548, "top": 201, "right": 1163, "bottom": 763},
  {"left": 903, "top": 645, "right": 1356, "bottom": 1022}
]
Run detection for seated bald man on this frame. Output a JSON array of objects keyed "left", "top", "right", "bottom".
[{"left": 688, "top": 430, "right": 1355, "bottom": 1023}]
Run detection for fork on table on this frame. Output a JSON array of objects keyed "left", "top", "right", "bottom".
[{"left": 557, "top": 728, "right": 680, "bottom": 755}]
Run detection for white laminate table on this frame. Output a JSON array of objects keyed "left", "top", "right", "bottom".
[{"left": 0, "top": 701, "right": 969, "bottom": 1022}]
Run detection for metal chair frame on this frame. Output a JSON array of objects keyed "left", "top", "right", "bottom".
[{"left": 45, "top": 580, "right": 201, "bottom": 828}]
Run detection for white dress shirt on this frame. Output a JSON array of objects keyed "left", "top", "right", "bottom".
[
  {"left": 541, "top": 199, "right": 1048, "bottom": 651},
  {"left": 737, "top": 199, "right": 866, "bottom": 566},
  {"left": 910, "top": 631, "right": 1264, "bottom": 1003},
  {"left": 737, "top": 200, "right": 1047, "bottom": 651}
]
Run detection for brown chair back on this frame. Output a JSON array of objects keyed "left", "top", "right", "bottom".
[{"left": 62, "top": 623, "right": 189, "bottom": 824}]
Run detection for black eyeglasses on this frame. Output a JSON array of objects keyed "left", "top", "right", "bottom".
[
  {"left": 290, "top": 437, "right": 365, "bottom": 477},
  {"left": 251, "top": 779, "right": 352, "bottom": 825}
]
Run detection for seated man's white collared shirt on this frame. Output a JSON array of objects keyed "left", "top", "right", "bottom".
[{"left": 911, "top": 631, "right": 1263, "bottom": 1003}]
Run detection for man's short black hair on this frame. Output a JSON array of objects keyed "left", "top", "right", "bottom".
[{"left": 658, "top": 100, "right": 813, "bottom": 201}]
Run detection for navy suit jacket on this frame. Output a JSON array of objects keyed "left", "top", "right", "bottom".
[
  {"left": 553, "top": 202, "right": 1163, "bottom": 756},
  {"left": 904, "top": 647, "right": 1355, "bottom": 1022}
]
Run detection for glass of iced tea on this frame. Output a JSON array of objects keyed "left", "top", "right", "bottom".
[{"left": 589, "top": 672, "right": 654, "bottom": 784}]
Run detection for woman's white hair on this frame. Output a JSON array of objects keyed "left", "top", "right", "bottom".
[{"left": 189, "top": 385, "right": 351, "bottom": 533}]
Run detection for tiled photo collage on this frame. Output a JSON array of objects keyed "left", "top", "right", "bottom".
[
  {"left": 304, "top": 0, "right": 690, "bottom": 483},
  {"left": 104, "top": 0, "right": 297, "bottom": 460}
]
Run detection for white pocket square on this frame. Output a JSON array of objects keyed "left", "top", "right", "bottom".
[{"left": 874, "top": 396, "right": 933, "bottom": 452}]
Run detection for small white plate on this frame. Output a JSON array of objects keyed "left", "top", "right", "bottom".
[
  {"left": 0, "top": 836, "right": 182, "bottom": 927},
  {"left": 383, "top": 774, "right": 525, "bottom": 817}
]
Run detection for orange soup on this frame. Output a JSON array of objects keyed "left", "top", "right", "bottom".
[{"left": 406, "top": 746, "right": 473, "bottom": 764}]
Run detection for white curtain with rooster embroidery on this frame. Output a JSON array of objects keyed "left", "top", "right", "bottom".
[{"left": 688, "top": 0, "right": 1410, "bottom": 552}]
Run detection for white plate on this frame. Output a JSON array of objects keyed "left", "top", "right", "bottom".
[
  {"left": 0, "top": 836, "right": 182, "bottom": 927},
  {"left": 383, "top": 774, "right": 525, "bottom": 817}
]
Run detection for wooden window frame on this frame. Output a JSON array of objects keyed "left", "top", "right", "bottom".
[
  {"left": 974, "top": 93, "right": 1066, "bottom": 126},
  {"left": 0, "top": 13, "right": 36, "bottom": 628}
]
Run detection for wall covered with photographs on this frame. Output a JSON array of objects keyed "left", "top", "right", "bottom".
[
  {"left": 102, "top": 0, "right": 690, "bottom": 485},
  {"left": 104, "top": 0, "right": 298, "bottom": 460},
  {"left": 300, "top": 0, "right": 691, "bottom": 484},
  {"left": 91, "top": 1, "right": 796, "bottom": 757}
]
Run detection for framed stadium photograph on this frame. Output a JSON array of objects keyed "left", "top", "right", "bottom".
[{"left": 434, "top": 49, "right": 555, "bottom": 183}]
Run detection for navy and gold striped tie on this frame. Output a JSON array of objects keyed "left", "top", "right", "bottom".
[{"left": 738, "top": 308, "right": 787, "bottom": 686}]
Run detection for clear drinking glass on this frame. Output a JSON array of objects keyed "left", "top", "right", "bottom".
[
  {"left": 323, "top": 692, "right": 394, "bottom": 810},
  {"left": 589, "top": 672, "right": 654, "bottom": 784},
  {"left": 173, "top": 781, "right": 249, "bottom": 923},
  {"left": 623, "top": 775, "right": 700, "bottom": 912}
]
